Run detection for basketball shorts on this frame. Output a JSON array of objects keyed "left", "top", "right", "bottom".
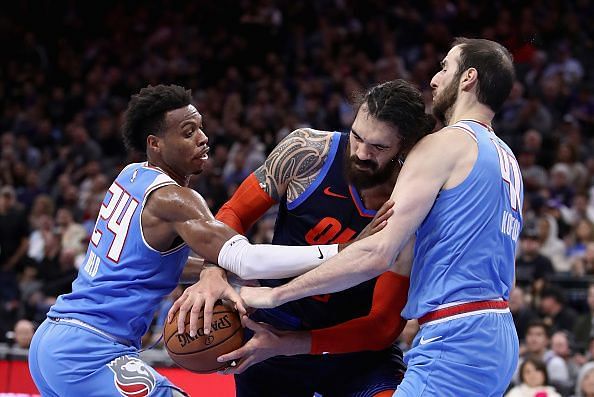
[
  {"left": 235, "top": 331, "right": 405, "bottom": 397},
  {"left": 29, "top": 318, "right": 186, "bottom": 397},
  {"left": 395, "top": 312, "right": 518, "bottom": 397}
]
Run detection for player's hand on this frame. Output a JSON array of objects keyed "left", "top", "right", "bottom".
[
  {"left": 167, "top": 266, "right": 246, "bottom": 337},
  {"left": 216, "top": 316, "right": 309, "bottom": 374},
  {"left": 358, "top": 199, "right": 394, "bottom": 240},
  {"left": 239, "top": 286, "right": 278, "bottom": 309}
]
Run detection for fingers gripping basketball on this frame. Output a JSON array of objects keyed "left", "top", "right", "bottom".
[{"left": 163, "top": 301, "right": 244, "bottom": 373}]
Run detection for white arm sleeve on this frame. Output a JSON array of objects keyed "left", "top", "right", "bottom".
[{"left": 217, "top": 234, "right": 339, "bottom": 280}]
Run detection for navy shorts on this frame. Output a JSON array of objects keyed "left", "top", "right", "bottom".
[{"left": 235, "top": 346, "right": 405, "bottom": 397}]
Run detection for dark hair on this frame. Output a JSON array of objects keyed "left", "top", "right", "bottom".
[
  {"left": 452, "top": 37, "right": 515, "bottom": 113},
  {"left": 541, "top": 286, "right": 566, "bottom": 305},
  {"left": 519, "top": 356, "right": 549, "bottom": 385},
  {"left": 122, "top": 84, "right": 192, "bottom": 154},
  {"left": 356, "top": 79, "right": 436, "bottom": 156},
  {"left": 526, "top": 320, "right": 551, "bottom": 338}
]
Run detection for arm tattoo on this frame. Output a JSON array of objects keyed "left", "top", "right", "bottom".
[{"left": 254, "top": 129, "right": 334, "bottom": 202}]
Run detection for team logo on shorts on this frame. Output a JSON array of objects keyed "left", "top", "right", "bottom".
[{"left": 107, "top": 355, "right": 156, "bottom": 397}]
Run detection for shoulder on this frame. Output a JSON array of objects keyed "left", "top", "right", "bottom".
[
  {"left": 255, "top": 128, "right": 338, "bottom": 201},
  {"left": 279, "top": 128, "right": 337, "bottom": 146},
  {"left": 144, "top": 184, "right": 208, "bottom": 221}
]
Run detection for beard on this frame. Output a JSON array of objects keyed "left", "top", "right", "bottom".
[
  {"left": 432, "top": 75, "right": 459, "bottom": 125},
  {"left": 344, "top": 144, "right": 399, "bottom": 190}
]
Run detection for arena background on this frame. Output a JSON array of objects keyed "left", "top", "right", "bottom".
[{"left": 1, "top": 0, "right": 594, "bottom": 395}]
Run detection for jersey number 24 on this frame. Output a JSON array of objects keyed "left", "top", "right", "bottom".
[{"left": 90, "top": 182, "right": 139, "bottom": 262}]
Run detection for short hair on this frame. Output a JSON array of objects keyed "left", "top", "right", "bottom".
[
  {"left": 452, "top": 37, "right": 515, "bottom": 113},
  {"left": 356, "top": 79, "right": 436, "bottom": 155},
  {"left": 519, "top": 356, "right": 549, "bottom": 385},
  {"left": 526, "top": 320, "right": 551, "bottom": 338},
  {"left": 122, "top": 84, "right": 193, "bottom": 155},
  {"left": 541, "top": 286, "right": 566, "bottom": 305}
]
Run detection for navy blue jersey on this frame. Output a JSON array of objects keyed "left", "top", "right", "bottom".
[{"left": 259, "top": 132, "right": 379, "bottom": 330}]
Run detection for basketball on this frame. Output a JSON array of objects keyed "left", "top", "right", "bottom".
[{"left": 163, "top": 301, "right": 244, "bottom": 374}]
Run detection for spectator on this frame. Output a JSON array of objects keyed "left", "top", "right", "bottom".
[
  {"left": 27, "top": 214, "right": 55, "bottom": 263},
  {"left": 576, "top": 362, "right": 594, "bottom": 397},
  {"left": 54, "top": 207, "right": 87, "bottom": 258},
  {"left": 13, "top": 318, "right": 35, "bottom": 349},
  {"left": 506, "top": 357, "right": 562, "bottom": 397},
  {"left": 510, "top": 286, "right": 539, "bottom": 344},
  {"left": 551, "top": 331, "right": 580, "bottom": 393},
  {"left": 574, "top": 284, "right": 594, "bottom": 351},
  {"left": 515, "top": 226, "right": 556, "bottom": 289},
  {"left": 0, "top": 185, "right": 30, "bottom": 308},
  {"left": 540, "top": 286, "right": 578, "bottom": 333},
  {"left": 517, "top": 321, "right": 571, "bottom": 392},
  {"left": 572, "top": 242, "right": 594, "bottom": 276},
  {"left": 567, "top": 219, "right": 594, "bottom": 260},
  {"left": 537, "top": 215, "right": 570, "bottom": 273}
]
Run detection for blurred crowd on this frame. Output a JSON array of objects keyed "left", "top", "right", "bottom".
[{"left": 2, "top": 0, "right": 594, "bottom": 395}]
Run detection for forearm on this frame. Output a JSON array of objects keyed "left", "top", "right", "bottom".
[
  {"left": 217, "top": 235, "right": 338, "bottom": 280},
  {"left": 274, "top": 235, "right": 392, "bottom": 306}
]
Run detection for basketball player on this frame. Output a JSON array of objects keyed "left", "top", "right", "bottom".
[
  {"left": 240, "top": 38, "right": 523, "bottom": 396},
  {"left": 27, "top": 84, "right": 362, "bottom": 397},
  {"left": 212, "top": 80, "right": 435, "bottom": 396}
]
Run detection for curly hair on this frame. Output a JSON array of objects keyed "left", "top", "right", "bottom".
[
  {"left": 122, "top": 84, "right": 192, "bottom": 155},
  {"left": 355, "top": 79, "right": 436, "bottom": 156}
]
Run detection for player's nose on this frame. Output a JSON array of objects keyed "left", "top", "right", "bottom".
[
  {"left": 195, "top": 131, "right": 208, "bottom": 147},
  {"left": 430, "top": 74, "right": 439, "bottom": 89},
  {"left": 356, "top": 144, "right": 372, "bottom": 161}
]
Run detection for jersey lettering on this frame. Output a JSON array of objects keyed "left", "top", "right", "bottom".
[
  {"left": 90, "top": 182, "right": 139, "bottom": 262},
  {"left": 305, "top": 217, "right": 357, "bottom": 244},
  {"left": 491, "top": 139, "right": 522, "bottom": 211}
]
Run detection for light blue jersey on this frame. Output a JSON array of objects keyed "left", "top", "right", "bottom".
[
  {"left": 395, "top": 120, "right": 523, "bottom": 397},
  {"left": 403, "top": 119, "right": 523, "bottom": 320},
  {"left": 48, "top": 162, "right": 190, "bottom": 348}
]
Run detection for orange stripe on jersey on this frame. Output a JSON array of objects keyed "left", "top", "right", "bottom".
[
  {"left": 215, "top": 173, "right": 277, "bottom": 234},
  {"left": 310, "top": 272, "right": 409, "bottom": 354}
]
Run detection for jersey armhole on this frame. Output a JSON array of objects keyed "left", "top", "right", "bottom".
[{"left": 139, "top": 175, "right": 187, "bottom": 255}]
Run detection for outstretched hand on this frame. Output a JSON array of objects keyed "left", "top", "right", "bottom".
[
  {"left": 167, "top": 266, "right": 246, "bottom": 337},
  {"left": 217, "top": 316, "right": 309, "bottom": 374}
]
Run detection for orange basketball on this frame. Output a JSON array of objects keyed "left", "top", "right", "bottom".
[{"left": 163, "top": 301, "right": 244, "bottom": 373}]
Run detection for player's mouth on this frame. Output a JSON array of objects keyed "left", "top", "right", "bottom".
[{"left": 197, "top": 147, "right": 210, "bottom": 160}]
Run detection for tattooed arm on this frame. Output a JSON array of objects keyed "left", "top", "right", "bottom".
[{"left": 254, "top": 129, "right": 336, "bottom": 202}]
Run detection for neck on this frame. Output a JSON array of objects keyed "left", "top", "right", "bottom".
[
  {"left": 446, "top": 94, "right": 495, "bottom": 128},
  {"left": 147, "top": 159, "right": 189, "bottom": 187},
  {"left": 360, "top": 182, "right": 395, "bottom": 210}
]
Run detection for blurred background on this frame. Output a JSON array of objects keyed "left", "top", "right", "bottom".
[{"left": 1, "top": 0, "right": 594, "bottom": 395}]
